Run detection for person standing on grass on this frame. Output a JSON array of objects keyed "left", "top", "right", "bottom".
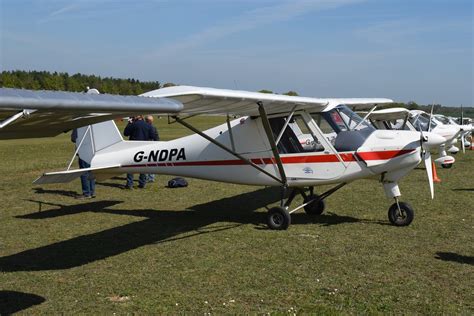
[
  {"left": 145, "top": 115, "right": 159, "bottom": 183},
  {"left": 71, "top": 129, "right": 96, "bottom": 199},
  {"left": 123, "top": 115, "right": 155, "bottom": 189}
]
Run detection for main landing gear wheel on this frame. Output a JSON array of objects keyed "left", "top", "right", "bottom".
[
  {"left": 441, "top": 163, "right": 453, "bottom": 169},
  {"left": 303, "top": 194, "right": 325, "bottom": 215},
  {"left": 267, "top": 206, "right": 291, "bottom": 230},
  {"left": 388, "top": 202, "right": 414, "bottom": 226}
]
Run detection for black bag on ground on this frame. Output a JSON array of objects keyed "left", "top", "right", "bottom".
[{"left": 167, "top": 177, "right": 188, "bottom": 188}]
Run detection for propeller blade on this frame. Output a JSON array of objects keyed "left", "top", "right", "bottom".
[
  {"left": 462, "top": 133, "right": 466, "bottom": 154},
  {"left": 428, "top": 103, "right": 434, "bottom": 132},
  {"left": 424, "top": 151, "right": 434, "bottom": 199}
]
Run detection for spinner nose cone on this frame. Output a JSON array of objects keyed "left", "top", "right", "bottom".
[
  {"left": 422, "top": 132, "right": 445, "bottom": 149},
  {"left": 461, "top": 124, "right": 473, "bottom": 132}
]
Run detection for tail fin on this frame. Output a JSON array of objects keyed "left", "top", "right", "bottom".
[{"left": 76, "top": 120, "right": 123, "bottom": 164}]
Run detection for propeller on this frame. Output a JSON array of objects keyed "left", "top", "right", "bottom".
[
  {"left": 423, "top": 150, "right": 434, "bottom": 199},
  {"left": 418, "top": 119, "right": 435, "bottom": 199},
  {"left": 428, "top": 103, "right": 434, "bottom": 132}
]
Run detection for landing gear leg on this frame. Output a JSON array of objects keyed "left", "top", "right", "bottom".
[
  {"left": 383, "top": 182, "right": 415, "bottom": 226},
  {"left": 388, "top": 198, "right": 414, "bottom": 226}
]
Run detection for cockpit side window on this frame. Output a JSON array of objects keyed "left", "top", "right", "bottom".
[
  {"left": 269, "top": 117, "right": 302, "bottom": 154},
  {"left": 268, "top": 114, "right": 324, "bottom": 154},
  {"left": 390, "top": 119, "right": 410, "bottom": 130}
]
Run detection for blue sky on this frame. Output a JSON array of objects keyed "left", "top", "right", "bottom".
[{"left": 0, "top": 0, "right": 472, "bottom": 106}]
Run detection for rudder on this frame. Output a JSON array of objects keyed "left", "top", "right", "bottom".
[{"left": 76, "top": 120, "right": 123, "bottom": 164}]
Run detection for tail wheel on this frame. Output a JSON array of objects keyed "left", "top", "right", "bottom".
[
  {"left": 303, "top": 194, "right": 325, "bottom": 215},
  {"left": 388, "top": 202, "right": 414, "bottom": 226},
  {"left": 267, "top": 206, "right": 291, "bottom": 230}
]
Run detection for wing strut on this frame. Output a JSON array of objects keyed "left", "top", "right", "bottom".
[
  {"left": 226, "top": 115, "right": 236, "bottom": 152},
  {"left": 0, "top": 109, "right": 36, "bottom": 129},
  {"left": 257, "top": 102, "right": 288, "bottom": 186},
  {"left": 66, "top": 125, "right": 92, "bottom": 171},
  {"left": 173, "top": 116, "right": 284, "bottom": 184}
]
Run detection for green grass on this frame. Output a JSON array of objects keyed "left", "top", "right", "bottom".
[{"left": 0, "top": 117, "right": 473, "bottom": 314}]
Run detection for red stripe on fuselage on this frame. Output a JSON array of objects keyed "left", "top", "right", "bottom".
[
  {"left": 357, "top": 149, "right": 414, "bottom": 160},
  {"left": 122, "top": 149, "right": 415, "bottom": 168}
]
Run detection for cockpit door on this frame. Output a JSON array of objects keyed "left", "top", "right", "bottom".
[{"left": 267, "top": 111, "right": 347, "bottom": 181}]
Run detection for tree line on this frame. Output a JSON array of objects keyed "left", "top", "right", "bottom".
[
  {"left": 1, "top": 70, "right": 471, "bottom": 117},
  {"left": 0, "top": 70, "right": 162, "bottom": 95}
]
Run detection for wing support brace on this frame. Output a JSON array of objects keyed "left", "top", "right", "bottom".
[
  {"left": 66, "top": 125, "right": 92, "bottom": 171},
  {"left": 353, "top": 105, "right": 377, "bottom": 130},
  {"left": 173, "top": 116, "right": 284, "bottom": 184},
  {"left": 0, "top": 109, "right": 36, "bottom": 129}
]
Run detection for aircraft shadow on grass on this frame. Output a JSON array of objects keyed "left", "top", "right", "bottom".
[
  {"left": 0, "top": 290, "right": 45, "bottom": 314},
  {"left": 452, "top": 188, "right": 474, "bottom": 192},
  {"left": 435, "top": 252, "right": 474, "bottom": 265},
  {"left": 33, "top": 188, "right": 79, "bottom": 198},
  {"left": 1, "top": 188, "right": 372, "bottom": 272}
]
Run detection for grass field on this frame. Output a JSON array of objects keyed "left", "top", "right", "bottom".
[{"left": 0, "top": 117, "right": 473, "bottom": 314}]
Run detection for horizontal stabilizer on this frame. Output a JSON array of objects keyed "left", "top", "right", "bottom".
[{"left": 33, "top": 165, "right": 121, "bottom": 185}]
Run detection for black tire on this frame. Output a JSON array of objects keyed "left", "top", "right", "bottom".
[
  {"left": 388, "top": 202, "right": 414, "bottom": 226},
  {"left": 267, "top": 206, "right": 291, "bottom": 230},
  {"left": 304, "top": 194, "right": 325, "bottom": 215},
  {"left": 441, "top": 163, "right": 453, "bottom": 169}
]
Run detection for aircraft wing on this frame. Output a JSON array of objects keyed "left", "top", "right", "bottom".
[
  {"left": 0, "top": 88, "right": 183, "bottom": 139},
  {"left": 364, "top": 107, "right": 410, "bottom": 121},
  {"left": 343, "top": 99, "right": 395, "bottom": 111},
  {"left": 0, "top": 86, "right": 393, "bottom": 139},
  {"left": 141, "top": 85, "right": 330, "bottom": 115},
  {"left": 142, "top": 85, "right": 394, "bottom": 115}
]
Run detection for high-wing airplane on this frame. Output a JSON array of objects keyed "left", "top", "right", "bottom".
[
  {"left": 0, "top": 86, "right": 445, "bottom": 230},
  {"left": 433, "top": 114, "right": 473, "bottom": 153},
  {"left": 361, "top": 107, "right": 472, "bottom": 168}
]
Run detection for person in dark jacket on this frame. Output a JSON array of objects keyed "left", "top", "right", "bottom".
[
  {"left": 123, "top": 116, "right": 154, "bottom": 189},
  {"left": 124, "top": 115, "right": 156, "bottom": 141},
  {"left": 145, "top": 115, "right": 159, "bottom": 183},
  {"left": 71, "top": 129, "right": 96, "bottom": 199}
]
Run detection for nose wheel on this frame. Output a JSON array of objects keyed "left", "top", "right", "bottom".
[{"left": 388, "top": 201, "right": 414, "bottom": 226}]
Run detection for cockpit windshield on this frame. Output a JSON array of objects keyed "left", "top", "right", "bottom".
[
  {"left": 434, "top": 116, "right": 450, "bottom": 125},
  {"left": 317, "top": 105, "right": 375, "bottom": 134},
  {"left": 312, "top": 105, "right": 375, "bottom": 152},
  {"left": 409, "top": 113, "right": 437, "bottom": 131}
]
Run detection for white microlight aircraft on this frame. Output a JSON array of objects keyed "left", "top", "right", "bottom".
[
  {"left": 360, "top": 108, "right": 456, "bottom": 167},
  {"left": 0, "top": 86, "right": 445, "bottom": 230},
  {"left": 362, "top": 107, "right": 472, "bottom": 168},
  {"left": 433, "top": 114, "right": 473, "bottom": 152}
]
